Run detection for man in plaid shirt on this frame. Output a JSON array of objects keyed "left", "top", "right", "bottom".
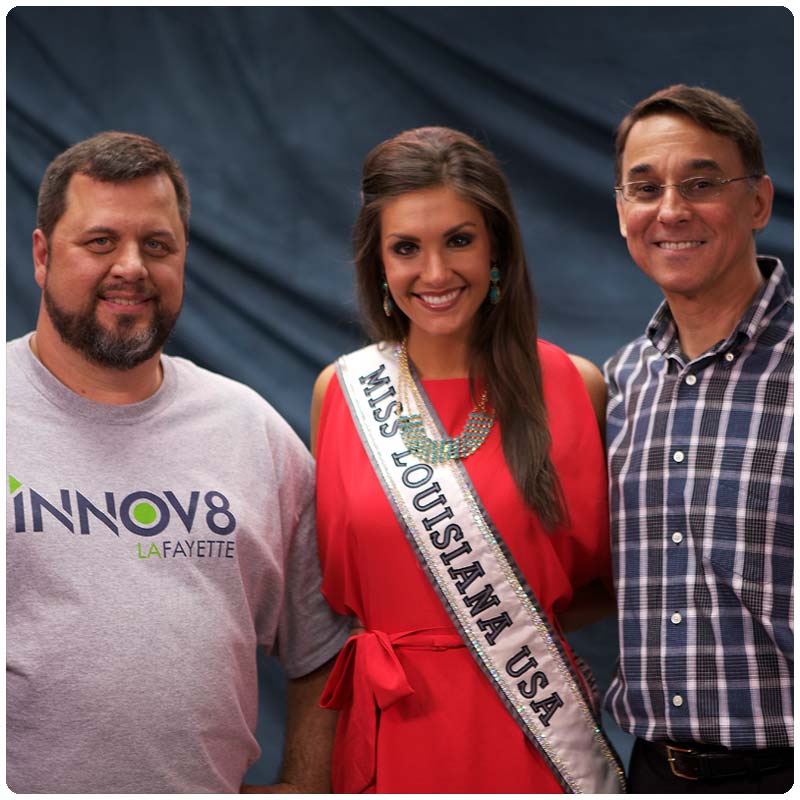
[{"left": 604, "top": 85, "right": 793, "bottom": 792}]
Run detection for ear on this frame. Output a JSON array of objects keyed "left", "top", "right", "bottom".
[
  {"left": 751, "top": 174, "right": 774, "bottom": 232},
  {"left": 32, "top": 229, "right": 49, "bottom": 289},
  {"left": 616, "top": 193, "right": 628, "bottom": 239}
]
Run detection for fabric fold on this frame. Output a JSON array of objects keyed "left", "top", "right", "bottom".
[{"left": 320, "top": 627, "right": 463, "bottom": 793}]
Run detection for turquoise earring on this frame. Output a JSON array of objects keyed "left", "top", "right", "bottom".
[{"left": 489, "top": 264, "right": 501, "bottom": 304}]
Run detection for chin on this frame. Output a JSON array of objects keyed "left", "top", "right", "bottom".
[
  {"left": 650, "top": 276, "right": 707, "bottom": 299},
  {"left": 412, "top": 318, "right": 466, "bottom": 338}
]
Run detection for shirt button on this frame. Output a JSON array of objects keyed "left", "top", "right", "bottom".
[
  {"left": 672, "top": 694, "right": 684, "bottom": 707},
  {"left": 672, "top": 531, "right": 684, "bottom": 544},
  {"left": 671, "top": 612, "right": 683, "bottom": 624},
  {"left": 673, "top": 450, "right": 685, "bottom": 463},
  {"left": 724, "top": 352, "right": 735, "bottom": 362},
  {"left": 685, "top": 374, "right": 697, "bottom": 385}
]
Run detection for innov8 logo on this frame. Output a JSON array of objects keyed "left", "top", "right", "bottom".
[{"left": 8, "top": 475, "right": 236, "bottom": 537}]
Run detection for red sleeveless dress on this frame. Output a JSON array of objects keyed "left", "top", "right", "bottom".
[{"left": 316, "top": 341, "right": 610, "bottom": 793}]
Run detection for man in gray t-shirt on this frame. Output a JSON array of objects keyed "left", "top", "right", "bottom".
[{"left": 6, "top": 132, "right": 350, "bottom": 793}]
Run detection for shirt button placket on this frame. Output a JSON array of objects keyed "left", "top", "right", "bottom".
[
  {"left": 667, "top": 373, "right": 691, "bottom": 723},
  {"left": 661, "top": 367, "right": 701, "bottom": 717}
]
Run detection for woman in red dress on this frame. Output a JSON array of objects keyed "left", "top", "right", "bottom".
[{"left": 311, "top": 127, "right": 624, "bottom": 793}]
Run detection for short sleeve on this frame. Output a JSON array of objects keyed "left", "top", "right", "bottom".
[{"left": 273, "top": 489, "right": 351, "bottom": 679}]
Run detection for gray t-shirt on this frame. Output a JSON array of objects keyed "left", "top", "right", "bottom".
[{"left": 6, "top": 334, "right": 350, "bottom": 793}]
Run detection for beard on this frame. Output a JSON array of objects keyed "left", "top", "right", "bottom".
[{"left": 44, "top": 282, "right": 180, "bottom": 371}]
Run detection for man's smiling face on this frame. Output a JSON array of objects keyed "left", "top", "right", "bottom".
[
  {"left": 33, "top": 172, "right": 186, "bottom": 369},
  {"left": 616, "top": 112, "right": 772, "bottom": 302}
]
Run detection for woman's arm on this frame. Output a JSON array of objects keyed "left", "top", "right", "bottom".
[
  {"left": 559, "top": 354, "right": 614, "bottom": 631},
  {"left": 568, "top": 354, "right": 607, "bottom": 441},
  {"left": 310, "top": 363, "right": 336, "bottom": 458},
  {"left": 557, "top": 578, "right": 616, "bottom": 632}
]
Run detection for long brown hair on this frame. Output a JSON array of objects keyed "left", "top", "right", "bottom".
[{"left": 353, "top": 126, "right": 566, "bottom": 528}]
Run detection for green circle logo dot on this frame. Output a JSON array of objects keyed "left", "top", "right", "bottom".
[{"left": 133, "top": 502, "right": 157, "bottom": 525}]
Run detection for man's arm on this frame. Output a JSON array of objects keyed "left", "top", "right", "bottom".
[{"left": 241, "top": 657, "right": 338, "bottom": 793}]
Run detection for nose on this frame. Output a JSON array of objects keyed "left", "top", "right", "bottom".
[
  {"left": 109, "top": 242, "right": 148, "bottom": 281},
  {"left": 419, "top": 249, "right": 449, "bottom": 285},
  {"left": 656, "top": 184, "right": 692, "bottom": 225}
]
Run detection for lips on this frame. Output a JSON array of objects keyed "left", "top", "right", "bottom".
[
  {"left": 656, "top": 241, "right": 704, "bottom": 250},
  {"left": 411, "top": 287, "right": 466, "bottom": 312},
  {"left": 102, "top": 297, "right": 150, "bottom": 306},
  {"left": 97, "top": 286, "right": 156, "bottom": 314},
  {"left": 416, "top": 288, "right": 463, "bottom": 306},
  {"left": 97, "top": 282, "right": 156, "bottom": 306}
]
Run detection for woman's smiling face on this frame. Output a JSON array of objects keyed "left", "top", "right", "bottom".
[{"left": 380, "top": 185, "right": 493, "bottom": 345}]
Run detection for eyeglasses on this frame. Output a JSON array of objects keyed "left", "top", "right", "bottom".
[{"left": 616, "top": 175, "right": 763, "bottom": 204}]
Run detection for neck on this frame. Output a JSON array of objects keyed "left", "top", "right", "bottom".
[
  {"left": 666, "top": 263, "right": 765, "bottom": 360},
  {"left": 405, "top": 329, "right": 471, "bottom": 379},
  {"left": 32, "top": 318, "right": 164, "bottom": 405}
]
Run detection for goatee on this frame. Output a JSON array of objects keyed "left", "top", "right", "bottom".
[{"left": 44, "top": 287, "right": 179, "bottom": 370}]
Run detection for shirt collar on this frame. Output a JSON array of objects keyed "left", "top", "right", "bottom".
[{"left": 645, "top": 256, "right": 791, "bottom": 358}]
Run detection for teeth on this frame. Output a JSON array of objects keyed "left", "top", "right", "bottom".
[
  {"left": 420, "top": 289, "right": 460, "bottom": 306},
  {"left": 106, "top": 298, "right": 145, "bottom": 306},
  {"left": 658, "top": 241, "right": 702, "bottom": 250}
]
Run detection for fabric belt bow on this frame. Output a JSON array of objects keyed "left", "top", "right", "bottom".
[{"left": 320, "top": 627, "right": 463, "bottom": 793}]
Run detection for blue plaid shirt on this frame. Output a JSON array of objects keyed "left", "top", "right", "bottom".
[{"left": 604, "top": 257, "right": 793, "bottom": 749}]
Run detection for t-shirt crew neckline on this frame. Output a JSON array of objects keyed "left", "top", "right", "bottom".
[{"left": 12, "top": 332, "right": 179, "bottom": 425}]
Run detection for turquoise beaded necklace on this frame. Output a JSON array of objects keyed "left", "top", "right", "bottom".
[{"left": 397, "top": 339, "right": 495, "bottom": 464}]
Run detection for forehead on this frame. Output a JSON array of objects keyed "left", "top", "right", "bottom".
[
  {"left": 59, "top": 172, "right": 182, "bottom": 230},
  {"left": 381, "top": 185, "right": 483, "bottom": 230},
  {"left": 621, "top": 113, "right": 745, "bottom": 177}
]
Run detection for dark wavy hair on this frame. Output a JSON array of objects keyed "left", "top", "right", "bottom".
[
  {"left": 37, "top": 131, "right": 190, "bottom": 239},
  {"left": 615, "top": 84, "right": 766, "bottom": 184},
  {"left": 353, "top": 126, "right": 566, "bottom": 528}
]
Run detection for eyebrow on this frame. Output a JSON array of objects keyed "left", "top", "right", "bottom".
[
  {"left": 626, "top": 158, "right": 724, "bottom": 179},
  {"left": 82, "top": 225, "right": 179, "bottom": 243},
  {"left": 145, "top": 229, "right": 179, "bottom": 243},
  {"left": 687, "top": 158, "right": 724, "bottom": 172},
  {"left": 385, "top": 221, "right": 477, "bottom": 241}
]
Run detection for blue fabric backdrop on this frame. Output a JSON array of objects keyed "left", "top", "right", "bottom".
[{"left": 7, "top": 6, "right": 793, "bottom": 785}]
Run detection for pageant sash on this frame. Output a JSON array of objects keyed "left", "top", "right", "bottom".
[{"left": 337, "top": 343, "right": 626, "bottom": 794}]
